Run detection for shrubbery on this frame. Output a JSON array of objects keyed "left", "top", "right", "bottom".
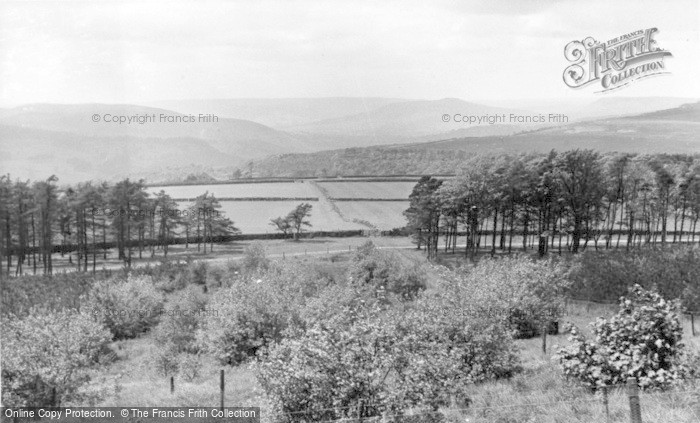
[
  {"left": 82, "top": 274, "right": 164, "bottom": 339},
  {"left": 197, "top": 261, "right": 327, "bottom": 365},
  {"left": 568, "top": 246, "right": 700, "bottom": 311},
  {"left": 241, "top": 242, "right": 271, "bottom": 273},
  {"left": 555, "top": 285, "right": 690, "bottom": 389},
  {"left": 1, "top": 309, "right": 111, "bottom": 407},
  {"left": 450, "top": 255, "right": 571, "bottom": 338},
  {"left": 152, "top": 285, "right": 208, "bottom": 353},
  {"left": 256, "top": 257, "right": 548, "bottom": 421},
  {"left": 348, "top": 241, "right": 427, "bottom": 300}
]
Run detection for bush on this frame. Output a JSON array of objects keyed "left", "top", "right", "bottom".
[
  {"left": 568, "top": 246, "right": 700, "bottom": 311},
  {"left": 349, "top": 241, "right": 427, "bottom": 300},
  {"left": 452, "top": 255, "right": 571, "bottom": 338},
  {"left": 197, "top": 261, "right": 326, "bottom": 365},
  {"left": 554, "top": 285, "right": 690, "bottom": 389},
  {"left": 82, "top": 274, "right": 164, "bottom": 339},
  {"left": 257, "top": 290, "right": 519, "bottom": 422},
  {"left": 242, "top": 242, "right": 270, "bottom": 273},
  {"left": 1, "top": 309, "right": 111, "bottom": 407},
  {"left": 190, "top": 261, "right": 209, "bottom": 286},
  {"left": 152, "top": 285, "right": 208, "bottom": 353}
]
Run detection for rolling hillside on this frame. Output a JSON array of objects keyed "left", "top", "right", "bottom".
[
  {"left": 146, "top": 97, "right": 407, "bottom": 127},
  {"left": 0, "top": 104, "right": 312, "bottom": 183},
  {"left": 248, "top": 101, "right": 700, "bottom": 177},
  {"left": 283, "top": 98, "right": 536, "bottom": 143}
]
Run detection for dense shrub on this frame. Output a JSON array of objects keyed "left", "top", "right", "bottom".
[
  {"left": 257, "top": 286, "right": 519, "bottom": 422},
  {"left": 241, "top": 242, "right": 271, "bottom": 273},
  {"left": 152, "top": 285, "right": 208, "bottom": 353},
  {"left": 349, "top": 241, "right": 427, "bottom": 300},
  {"left": 189, "top": 261, "right": 209, "bottom": 286},
  {"left": 196, "top": 261, "right": 327, "bottom": 365},
  {"left": 82, "top": 274, "right": 164, "bottom": 339},
  {"left": 568, "top": 246, "right": 700, "bottom": 311},
  {"left": 452, "top": 255, "right": 571, "bottom": 338},
  {"left": 1, "top": 272, "right": 103, "bottom": 317},
  {"left": 1, "top": 309, "right": 111, "bottom": 407},
  {"left": 554, "top": 285, "right": 690, "bottom": 389}
]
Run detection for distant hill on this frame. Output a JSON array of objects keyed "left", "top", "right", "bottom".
[
  {"left": 3, "top": 99, "right": 697, "bottom": 184},
  {"left": 246, "top": 101, "right": 700, "bottom": 178},
  {"left": 620, "top": 101, "right": 700, "bottom": 122},
  {"left": 283, "top": 98, "right": 538, "bottom": 143},
  {"left": 0, "top": 124, "right": 239, "bottom": 183},
  {"left": 481, "top": 97, "right": 697, "bottom": 120},
  {"left": 0, "top": 103, "right": 311, "bottom": 156},
  {"left": 146, "top": 97, "right": 407, "bottom": 127},
  {"left": 0, "top": 103, "right": 316, "bottom": 183}
]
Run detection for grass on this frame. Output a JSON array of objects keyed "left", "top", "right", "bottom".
[
  {"left": 23, "top": 235, "right": 416, "bottom": 274},
  {"left": 92, "top": 335, "right": 267, "bottom": 409},
  {"left": 316, "top": 181, "right": 416, "bottom": 199},
  {"left": 451, "top": 301, "right": 700, "bottom": 423}
]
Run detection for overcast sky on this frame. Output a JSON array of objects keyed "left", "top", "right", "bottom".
[{"left": 1, "top": 0, "right": 698, "bottom": 106}]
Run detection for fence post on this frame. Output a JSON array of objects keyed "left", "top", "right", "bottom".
[
  {"left": 602, "top": 385, "right": 610, "bottom": 423},
  {"left": 691, "top": 313, "right": 696, "bottom": 336},
  {"left": 170, "top": 376, "right": 174, "bottom": 394},
  {"left": 220, "top": 369, "right": 225, "bottom": 411},
  {"left": 541, "top": 324, "right": 547, "bottom": 355},
  {"left": 627, "top": 377, "right": 642, "bottom": 423}
]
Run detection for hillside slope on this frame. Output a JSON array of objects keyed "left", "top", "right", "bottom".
[{"left": 247, "top": 102, "right": 700, "bottom": 177}]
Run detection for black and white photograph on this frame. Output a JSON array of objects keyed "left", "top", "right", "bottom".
[{"left": 1, "top": 1, "right": 699, "bottom": 422}]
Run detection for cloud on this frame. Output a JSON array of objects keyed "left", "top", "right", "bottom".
[{"left": 0, "top": 0, "right": 698, "bottom": 104}]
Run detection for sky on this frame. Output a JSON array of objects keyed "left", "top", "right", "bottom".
[{"left": 1, "top": 0, "right": 699, "bottom": 106}]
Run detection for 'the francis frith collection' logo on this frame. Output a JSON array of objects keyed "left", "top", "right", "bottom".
[{"left": 563, "top": 28, "right": 672, "bottom": 93}]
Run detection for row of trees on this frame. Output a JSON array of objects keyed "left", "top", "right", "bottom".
[
  {"left": 0, "top": 176, "right": 238, "bottom": 277},
  {"left": 404, "top": 150, "right": 700, "bottom": 259}
]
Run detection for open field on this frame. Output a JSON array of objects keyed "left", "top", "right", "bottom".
[
  {"left": 149, "top": 181, "right": 319, "bottom": 200},
  {"left": 316, "top": 181, "right": 416, "bottom": 199},
  {"left": 146, "top": 179, "right": 418, "bottom": 233},
  {"left": 334, "top": 201, "right": 410, "bottom": 229},
  {"left": 178, "top": 200, "right": 365, "bottom": 233}
]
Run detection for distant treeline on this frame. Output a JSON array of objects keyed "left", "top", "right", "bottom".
[
  {"left": 171, "top": 197, "right": 320, "bottom": 202},
  {"left": 404, "top": 150, "right": 700, "bottom": 258}
]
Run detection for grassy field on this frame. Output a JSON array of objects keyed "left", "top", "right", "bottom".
[
  {"left": 177, "top": 200, "right": 365, "bottom": 233},
  {"left": 149, "top": 181, "right": 319, "bottom": 199},
  {"left": 334, "top": 201, "right": 410, "bottom": 230},
  {"left": 39, "top": 236, "right": 415, "bottom": 274},
  {"left": 150, "top": 180, "right": 415, "bottom": 234},
  {"left": 316, "top": 181, "right": 416, "bottom": 199}
]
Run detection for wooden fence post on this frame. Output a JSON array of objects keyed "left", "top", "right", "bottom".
[
  {"left": 627, "top": 377, "right": 642, "bottom": 423},
  {"left": 220, "top": 369, "right": 225, "bottom": 411},
  {"left": 691, "top": 313, "right": 696, "bottom": 336},
  {"left": 170, "top": 376, "right": 174, "bottom": 394},
  {"left": 602, "top": 385, "right": 610, "bottom": 423},
  {"left": 541, "top": 324, "right": 547, "bottom": 355}
]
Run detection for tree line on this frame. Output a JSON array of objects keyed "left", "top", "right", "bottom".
[
  {"left": 0, "top": 176, "right": 238, "bottom": 277},
  {"left": 404, "top": 150, "right": 700, "bottom": 259}
]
